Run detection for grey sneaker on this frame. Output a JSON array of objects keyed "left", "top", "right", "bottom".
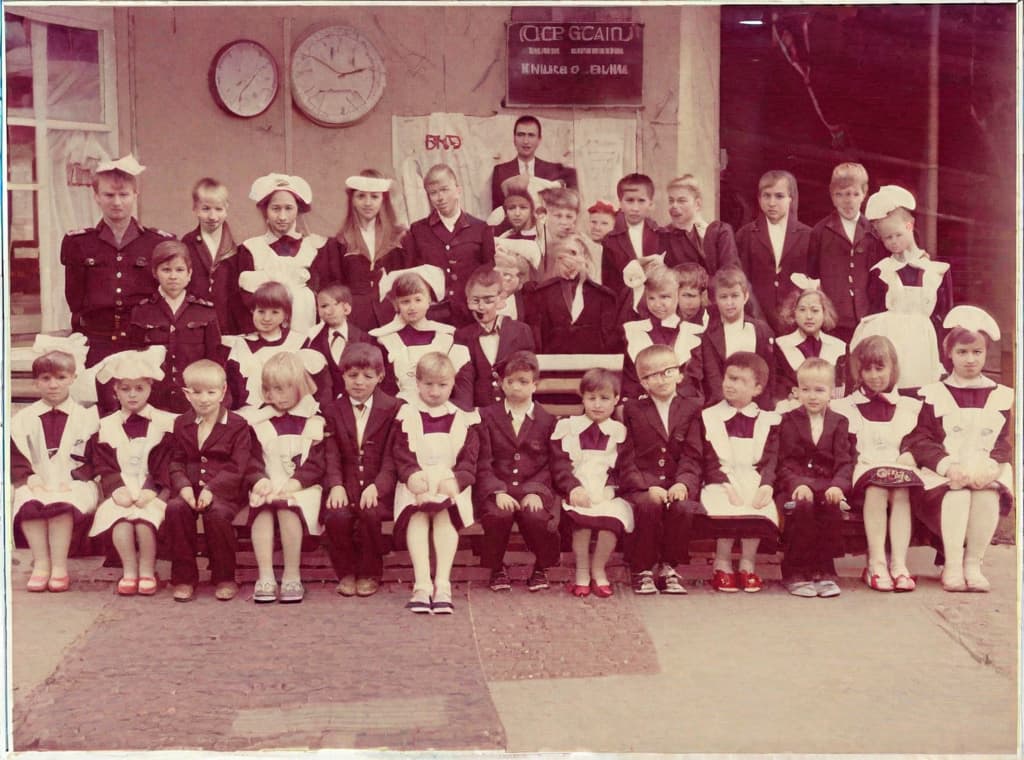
[
  {"left": 527, "top": 568, "right": 550, "bottom": 592},
  {"left": 279, "top": 580, "right": 305, "bottom": 604},
  {"left": 489, "top": 567, "right": 512, "bottom": 592},
  {"left": 814, "top": 579, "right": 842, "bottom": 598},
  {"left": 406, "top": 587, "right": 432, "bottom": 614},
  {"left": 632, "top": 570, "right": 657, "bottom": 595},
  {"left": 431, "top": 586, "right": 454, "bottom": 615},
  {"left": 253, "top": 579, "right": 278, "bottom": 604},
  {"left": 786, "top": 580, "right": 818, "bottom": 598},
  {"left": 658, "top": 566, "right": 688, "bottom": 595}
]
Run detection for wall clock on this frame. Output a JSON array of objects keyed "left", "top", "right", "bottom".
[
  {"left": 209, "top": 39, "right": 279, "bottom": 118},
  {"left": 290, "top": 25, "right": 387, "bottom": 127}
]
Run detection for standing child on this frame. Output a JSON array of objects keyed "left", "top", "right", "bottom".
[
  {"left": 735, "top": 170, "right": 812, "bottom": 335},
  {"left": 807, "top": 163, "right": 883, "bottom": 343},
  {"left": 243, "top": 353, "right": 326, "bottom": 604},
  {"left": 311, "top": 170, "right": 406, "bottom": 333},
  {"left": 772, "top": 280, "right": 847, "bottom": 407},
  {"left": 551, "top": 369, "right": 633, "bottom": 598},
  {"left": 776, "top": 358, "right": 855, "bottom": 598},
  {"left": 453, "top": 266, "right": 535, "bottom": 410},
  {"left": 660, "top": 174, "right": 740, "bottom": 276},
  {"left": 402, "top": 164, "right": 495, "bottom": 327},
  {"left": 699, "top": 352, "right": 782, "bottom": 593},
  {"left": 831, "top": 336, "right": 935, "bottom": 592},
  {"left": 701, "top": 266, "right": 775, "bottom": 409},
  {"left": 392, "top": 353, "right": 480, "bottom": 614},
  {"left": 619, "top": 345, "right": 703, "bottom": 595},
  {"left": 493, "top": 248, "right": 533, "bottom": 321},
  {"left": 536, "top": 187, "right": 596, "bottom": 279},
  {"left": 303, "top": 282, "right": 374, "bottom": 401},
  {"left": 162, "top": 360, "right": 253, "bottom": 602},
  {"left": 180, "top": 177, "right": 245, "bottom": 335},
  {"left": 476, "top": 351, "right": 561, "bottom": 592},
  {"left": 321, "top": 343, "right": 402, "bottom": 597},
  {"left": 906, "top": 306, "right": 1013, "bottom": 592},
  {"left": 236, "top": 173, "right": 326, "bottom": 335},
  {"left": 855, "top": 185, "right": 953, "bottom": 389},
  {"left": 620, "top": 265, "right": 703, "bottom": 402},
  {"left": 496, "top": 185, "right": 540, "bottom": 241},
  {"left": 601, "top": 173, "right": 663, "bottom": 295},
  {"left": 674, "top": 262, "right": 710, "bottom": 329},
  {"left": 10, "top": 350, "right": 99, "bottom": 592},
  {"left": 87, "top": 348, "right": 177, "bottom": 596},
  {"left": 586, "top": 200, "right": 617, "bottom": 247},
  {"left": 129, "top": 240, "right": 222, "bottom": 413}
]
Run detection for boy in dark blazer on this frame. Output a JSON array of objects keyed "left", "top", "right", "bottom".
[
  {"left": 701, "top": 266, "right": 775, "bottom": 410},
  {"left": 303, "top": 282, "right": 375, "bottom": 403},
  {"left": 163, "top": 360, "right": 253, "bottom": 602},
  {"left": 320, "top": 343, "right": 401, "bottom": 597},
  {"left": 735, "top": 170, "right": 812, "bottom": 335},
  {"left": 775, "top": 358, "right": 854, "bottom": 598},
  {"left": 601, "top": 173, "right": 663, "bottom": 295},
  {"left": 475, "top": 351, "right": 560, "bottom": 592},
  {"left": 619, "top": 345, "right": 703, "bottom": 595},
  {"left": 453, "top": 266, "right": 535, "bottom": 410},
  {"left": 660, "top": 174, "right": 740, "bottom": 277}
]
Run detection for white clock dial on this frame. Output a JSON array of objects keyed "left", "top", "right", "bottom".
[
  {"left": 291, "top": 25, "right": 386, "bottom": 127},
  {"left": 210, "top": 40, "right": 279, "bottom": 118}
]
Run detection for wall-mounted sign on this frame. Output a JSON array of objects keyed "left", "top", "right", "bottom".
[{"left": 506, "top": 22, "right": 643, "bottom": 107}]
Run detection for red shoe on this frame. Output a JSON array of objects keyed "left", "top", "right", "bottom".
[
  {"left": 568, "top": 583, "right": 591, "bottom": 598},
  {"left": 591, "top": 581, "right": 613, "bottom": 598},
  {"left": 892, "top": 573, "right": 916, "bottom": 593},
  {"left": 737, "top": 570, "right": 763, "bottom": 593},
  {"left": 117, "top": 577, "right": 139, "bottom": 596},
  {"left": 27, "top": 574, "right": 50, "bottom": 593},
  {"left": 861, "top": 567, "right": 894, "bottom": 592},
  {"left": 711, "top": 570, "right": 739, "bottom": 593},
  {"left": 47, "top": 575, "right": 70, "bottom": 593},
  {"left": 137, "top": 575, "right": 160, "bottom": 596}
]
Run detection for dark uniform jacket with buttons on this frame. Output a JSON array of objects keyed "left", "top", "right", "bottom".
[
  {"left": 302, "top": 322, "right": 376, "bottom": 403},
  {"left": 402, "top": 210, "right": 495, "bottom": 327},
  {"left": 525, "top": 276, "right": 621, "bottom": 354},
  {"left": 660, "top": 220, "right": 740, "bottom": 276},
  {"left": 476, "top": 401, "right": 558, "bottom": 507},
  {"left": 129, "top": 293, "right": 223, "bottom": 413},
  {"left": 600, "top": 216, "right": 663, "bottom": 295},
  {"left": 491, "top": 157, "right": 578, "bottom": 210},
  {"left": 180, "top": 223, "right": 247, "bottom": 336},
  {"left": 807, "top": 212, "right": 883, "bottom": 339},
  {"left": 167, "top": 408, "right": 253, "bottom": 511},
  {"left": 735, "top": 214, "right": 811, "bottom": 336},
  {"left": 618, "top": 395, "right": 703, "bottom": 498},
  {"left": 452, "top": 317, "right": 535, "bottom": 410},
  {"left": 60, "top": 219, "right": 172, "bottom": 352},
  {"left": 700, "top": 316, "right": 776, "bottom": 410},
  {"left": 322, "top": 389, "right": 401, "bottom": 506},
  {"left": 775, "top": 407, "right": 854, "bottom": 504}
]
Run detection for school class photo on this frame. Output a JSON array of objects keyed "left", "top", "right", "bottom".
[{"left": 3, "top": 3, "right": 1019, "bottom": 753}]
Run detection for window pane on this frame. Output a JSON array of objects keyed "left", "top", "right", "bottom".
[
  {"left": 8, "top": 188, "right": 41, "bottom": 334},
  {"left": 5, "top": 13, "right": 33, "bottom": 113},
  {"left": 7, "top": 125, "right": 36, "bottom": 183},
  {"left": 47, "top": 22, "right": 101, "bottom": 122}
]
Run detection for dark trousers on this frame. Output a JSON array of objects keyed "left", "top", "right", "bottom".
[
  {"left": 624, "top": 493, "right": 697, "bottom": 572},
  {"left": 321, "top": 503, "right": 390, "bottom": 579},
  {"left": 478, "top": 496, "right": 560, "bottom": 572},
  {"left": 781, "top": 498, "right": 844, "bottom": 580},
  {"left": 163, "top": 497, "right": 238, "bottom": 586}
]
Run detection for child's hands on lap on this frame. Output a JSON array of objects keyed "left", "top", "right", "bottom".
[
  {"left": 112, "top": 486, "right": 135, "bottom": 508},
  {"left": 569, "top": 486, "right": 591, "bottom": 509},
  {"left": 180, "top": 486, "right": 197, "bottom": 509},
  {"left": 753, "top": 485, "right": 773, "bottom": 509},
  {"left": 359, "top": 484, "right": 379, "bottom": 509},
  {"left": 946, "top": 464, "right": 969, "bottom": 490},
  {"left": 437, "top": 478, "right": 459, "bottom": 500},
  {"left": 969, "top": 460, "right": 1000, "bottom": 490},
  {"left": 725, "top": 484, "right": 743, "bottom": 507},
  {"left": 407, "top": 471, "right": 429, "bottom": 495},
  {"left": 281, "top": 478, "right": 302, "bottom": 495},
  {"left": 792, "top": 484, "right": 813, "bottom": 503},
  {"left": 496, "top": 493, "right": 519, "bottom": 511},
  {"left": 648, "top": 486, "right": 669, "bottom": 505},
  {"left": 824, "top": 486, "right": 845, "bottom": 505},
  {"left": 26, "top": 474, "right": 45, "bottom": 494},
  {"left": 521, "top": 493, "right": 544, "bottom": 512},
  {"left": 250, "top": 478, "right": 274, "bottom": 507},
  {"left": 667, "top": 483, "right": 688, "bottom": 503},
  {"left": 196, "top": 488, "right": 214, "bottom": 511},
  {"left": 137, "top": 489, "right": 157, "bottom": 507},
  {"left": 326, "top": 485, "right": 349, "bottom": 509}
]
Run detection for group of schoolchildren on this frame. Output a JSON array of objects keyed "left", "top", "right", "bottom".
[{"left": 11, "top": 147, "right": 1013, "bottom": 615}]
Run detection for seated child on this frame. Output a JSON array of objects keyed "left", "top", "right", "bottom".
[
  {"left": 772, "top": 279, "right": 847, "bottom": 407},
  {"left": 525, "top": 234, "right": 620, "bottom": 354},
  {"left": 392, "top": 352, "right": 480, "bottom": 614},
  {"left": 164, "top": 359, "right": 253, "bottom": 602},
  {"left": 369, "top": 266, "right": 470, "bottom": 401},
  {"left": 536, "top": 187, "right": 602, "bottom": 281},
  {"left": 701, "top": 266, "right": 775, "bottom": 409},
  {"left": 831, "top": 335, "right": 936, "bottom": 592},
  {"left": 621, "top": 264, "right": 703, "bottom": 402},
  {"left": 660, "top": 174, "right": 740, "bottom": 275},
  {"left": 475, "top": 351, "right": 560, "bottom": 592},
  {"left": 601, "top": 173, "right": 662, "bottom": 294},
  {"left": 87, "top": 348, "right": 177, "bottom": 596},
  {"left": 586, "top": 199, "right": 617, "bottom": 246},
  {"left": 453, "top": 265, "right": 535, "bottom": 410},
  {"left": 699, "top": 351, "right": 782, "bottom": 593},
  {"left": 243, "top": 352, "right": 327, "bottom": 604},
  {"left": 303, "top": 282, "right": 374, "bottom": 401},
  {"left": 614, "top": 253, "right": 668, "bottom": 325},
  {"left": 906, "top": 306, "right": 1013, "bottom": 592},
  {"left": 674, "top": 261, "right": 710, "bottom": 328},
  {"left": 402, "top": 163, "right": 495, "bottom": 327},
  {"left": 11, "top": 350, "right": 100, "bottom": 592},
  {"left": 181, "top": 177, "right": 245, "bottom": 335},
  {"left": 321, "top": 343, "right": 402, "bottom": 597},
  {"left": 551, "top": 369, "right": 633, "bottom": 598},
  {"left": 776, "top": 358, "right": 854, "bottom": 598},
  {"left": 130, "top": 239, "right": 222, "bottom": 413},
  {"left": 619, "top": 345, "right": 703, "bottom": 595}
]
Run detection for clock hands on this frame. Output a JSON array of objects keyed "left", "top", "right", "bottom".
[{"left": 307, "top": 53, "right": 368, "bottom": 79}]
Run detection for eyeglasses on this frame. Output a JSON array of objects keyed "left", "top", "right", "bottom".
[
  {"left": 639, "top": 365, "right": 682, "bottom": 383},
  {"left": 467, "top": 296, "right": 500, "bottom": 308}
]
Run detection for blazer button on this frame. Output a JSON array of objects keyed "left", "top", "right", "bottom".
[
  {"left": 445, "top": 244, "right": 451, "bottom": 251},
  {"left": 511, "top": 480, "right": 519, "bottom": 486},
  {"left": 513, "top": 453, "right": 521, "bottom": 460},
  {"left": 512, "top": 468, "right": 518, "bottom": 475},
  {"left": 658, "top": 459, "right": 666, "bottom": 467},
  {"left": 200, "top": 456, "right": 208, "bottom": 463}
]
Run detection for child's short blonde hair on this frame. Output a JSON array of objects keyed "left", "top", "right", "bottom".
[
  {"left": 709, "top": 265, "right": 750, "bottom": 297},
  {"left": 538, "top": 187, "right": 580, "bottom": 214},
  {"left": 550, "top": 234, "right": 593, "bottom": 268},
  {"left": 32, "top": 350, "right": 76, "bottom": 377},
  {"left": 644, "top": 265, "right": 680, "bottom": 294},
  {"left": 416, "top": 351, "right": 455, "bottom": 381},
  {"left": 796, "top": 356, "right": 835, "bottom": 386},
  {"left": 494, "top": 249, "right": 530, "bottom": 281},
  {"left": 92, "top": 169, "right": 137, "bottom": 192},
  {"left": 192, "top": 177, "right": 229, "bottom": 205},
  {"left": 829, "top": 163, "right": 868, "bottom": 193},
  {"left": 635, "top": 344, "right": 678, "bottom": 377},
  {"left": 261, "top": 351, "right": 317, "bottom": 398},
  {"left": 674, "top": 262, "right": 709, "bottom": 292},
  {"left": 423, "top": 164, "right": 458, "bottom": 188},
  {"left": 182, "top": 359, "right": 226, "bottom": 390},
  {"left": 667, "top": 174, "right": 703, "bottom": 200}
]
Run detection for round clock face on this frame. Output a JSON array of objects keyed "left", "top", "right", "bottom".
[
  {"left": 291, "top": 25, "right": 387, "bottom": 127},
  {"left": 210, "top": 40, "right": 279, "bottom": 118}
]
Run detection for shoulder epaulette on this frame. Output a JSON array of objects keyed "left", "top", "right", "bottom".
[
  {"left": 67, "top": 228, "right": 90, "bottom": 236},
  {"left": 190, "top": 296, "right": 216, "bottom": 308},
  {"left": 145, "top": 227, "right": 176, "bottom": 239}
]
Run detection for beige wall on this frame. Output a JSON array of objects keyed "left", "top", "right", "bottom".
[{"left": 115, "top": 5, "right": 718, "bottom": 239}]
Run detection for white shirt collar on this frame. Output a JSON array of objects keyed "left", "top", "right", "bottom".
[
  {"left": 264, "top": 228, "right": 302, "bottom": 243},
  {"left": 504, "top": 400, "right": 534, "bottom": 419},
  {"left": 721, "top": 401, "right": 760, "bottom": 419},
  {"left": 160, "top": 288, "right": 187, "bottom": 313},
  {"left": 945, "top": 373, "right": 995, "bottom": 389}
]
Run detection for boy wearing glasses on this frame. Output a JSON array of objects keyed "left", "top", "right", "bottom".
[
  {"left": 618, "top": 344, "right": 703, "bottom": 595},
  {"left": 453, "top": 266, "right": 535, "bottom": 410}
]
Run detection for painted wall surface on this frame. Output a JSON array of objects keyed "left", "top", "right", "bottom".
[{"left": 115, "top": 6, "right": 711, "bottom": 241}]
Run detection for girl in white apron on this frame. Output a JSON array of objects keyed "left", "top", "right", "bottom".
[{"left": 774, "top": 278, "right": 848, "bottom": 408}]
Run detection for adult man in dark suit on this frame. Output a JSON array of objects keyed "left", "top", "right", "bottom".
[{"left": 490, "top": 115, "right": 578, "bottom": 210}]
